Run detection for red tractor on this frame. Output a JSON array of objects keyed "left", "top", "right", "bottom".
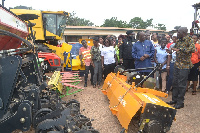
[{"left": 38, "top": 52, "right": 61, "bottom": 72}]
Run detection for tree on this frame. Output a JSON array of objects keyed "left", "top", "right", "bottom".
[
  {"left": 101, "top": 17, "right": 129, "bottom": 28},
  {"left": 67, "top": 11, "right": 94, "bottom": 26},
  {"left": 129, "top": 17, "right": 153, "bottom": 29},
  {"left": 174, "top": 26, "right": 181, "bottom": 30},
  {"left": 154, "top": 23, "right": 166, "bottom": 31},
  {"left": 12, "top": 5, "right": 32, "bottom": 9}
]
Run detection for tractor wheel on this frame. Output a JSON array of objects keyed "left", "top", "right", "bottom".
[{"left": 33, "top": 108, "right": 52, "bottom": 128}]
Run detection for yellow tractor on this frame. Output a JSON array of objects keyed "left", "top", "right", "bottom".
[{"left": 11, "top": 8, "right": 85, "bottom": 72}]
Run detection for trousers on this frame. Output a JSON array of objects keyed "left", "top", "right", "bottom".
[
  {"left": 172, "top": 67, "right": 189, "bottom": 105},
  {"left": 93, "top": 60, "right": 102, "bottom": 85},
  {"left": 166, "top": 63, "right": 175, "bottom": 92},
  {"left": 84, "top": 65, "right": 94, "bottom": 84},
  {"left": 103, "top": 63, "right": 115, "bottom": 79},
  {"left": 123, "top": 59, "right": 135, "bottom": 70}
]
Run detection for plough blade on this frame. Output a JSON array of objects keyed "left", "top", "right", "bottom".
[
  {"left": 49, "top": 71, "right": 83, "bottom": 96},
  {"left": 63, "top": 83, "right": 84, "bottom": 90},
  {"left": 61, "top": 80, "right": 82, "bottom": 83}
]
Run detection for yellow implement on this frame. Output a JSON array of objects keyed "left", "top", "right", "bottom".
[
  {"left": 102, "top": 68, "right": 176, "bottom": 133},
  {"left": 48, "top": 71, "right": 62, "bottom": 92},
  {"left": 48, "top": 71, "right": 83, "bottom": 96}
]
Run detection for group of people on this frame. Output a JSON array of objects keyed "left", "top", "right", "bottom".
[
  {"left": 79, "top": 36, "right": 118, "bottom": 88},
  {"left": 79, "top": 27, "right": 199, "bottom": 109}
]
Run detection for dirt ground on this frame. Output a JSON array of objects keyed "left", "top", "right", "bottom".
[
  {"left": 14, "top": 73, "right": 200, "bottom": 133},
  {"left": 62, "top": 75, "right": 200, "bottom": 133}
]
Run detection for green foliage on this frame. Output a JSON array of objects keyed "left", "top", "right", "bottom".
[
  {"left": 101, "top": 17, "right": 129, "bottom": 28},
  {"left": 66, "top": 11, "right": 166, "bottom": 30},
  {"left": 129, "top": 17, "right": 153, "bottom": 29},
  {"left": 174, "top": 26, "right": 181, "bottom": 30},
  {"left": 13, "top": 5, "right": 32, "bottom": 9},
  {"left": 101, "top": 17, "right": 154, "bottom": 29},
  {"left": 67, "top": 11, "right": 94, "bottom": 26},
  {"left": 154, "top": 23, "right": 166, "bottom": 31}
]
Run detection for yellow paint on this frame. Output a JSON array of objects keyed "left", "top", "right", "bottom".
[
  {"left": 48, "top": 71, "right": 62, "bottom": 92},
  {"left": 79, "top": 39, "right": 93, "bottom": 46},
  {"left": 44, "top": 42, "right": 71, "bottom": 67},
  {"left": 11, "top": 9, "right": 68, "bottom": 41},
  {"left": 11, "top": 9, "right": 45, "bottom": 40},
  {"left": 11, "top": 9, "right": 84, "bottom": 71}
]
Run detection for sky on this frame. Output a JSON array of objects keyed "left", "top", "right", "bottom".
[{"left": 2, "top": 0, "right": 200, "bottom": 31}]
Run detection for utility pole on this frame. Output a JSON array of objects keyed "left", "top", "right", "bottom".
[{"left": 2, "top": 0, "right": 5, "bottom": 7}]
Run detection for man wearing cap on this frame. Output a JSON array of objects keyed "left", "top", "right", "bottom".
[
  {"left": 167, "top": 27, "right": 195, "bottom": 109},
  {"left": 119, "top": 30, "right": 137, "bottom": 70}
]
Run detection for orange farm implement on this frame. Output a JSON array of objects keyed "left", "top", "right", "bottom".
[{"left": 102, "top": 65, "right": 176, "bottom": 133}]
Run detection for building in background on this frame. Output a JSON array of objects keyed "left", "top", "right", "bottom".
[{"left": 63, "top": 26, "right": 168, "bottom": 44}]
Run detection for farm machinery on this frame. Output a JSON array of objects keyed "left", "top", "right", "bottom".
[
  {"left": 102, "top": 65, "right": 176, "bottom": 133},
  {"left": 0, "top": 5, "right": 98, "bottom": 133},
  {"left": 10, "top": 7, "right": 85, "bottom": 73},
  {"left": 191, "top": 3, "right": 200, "bottom": 35}
]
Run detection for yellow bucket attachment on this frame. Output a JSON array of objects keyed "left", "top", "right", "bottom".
[
  {"left": 48, "top": 71, "right": 62, "bottom": 92},
  {"left": 102, "top": 72, "right": 176, "bottom": 132}
]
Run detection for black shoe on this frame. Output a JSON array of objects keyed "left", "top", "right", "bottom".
[
  {"left": 93, "top": 85, "right": 96, "bottom": 88},
  {"left": 166, "top": 101, "right": 176, "bottom": 105},
  {"left": 84, "top": 83, "right": 87, "bottom": 87},
  {"left": 174, "top": 103, "right": 184, "bottom": 109}
]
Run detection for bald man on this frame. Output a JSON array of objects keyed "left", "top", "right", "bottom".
[
  {"left": 167, "top": 27, "right": 195, "bottom": 109},
  {"left": 132, "top": 32, "right": 155, "bottom": 75}
]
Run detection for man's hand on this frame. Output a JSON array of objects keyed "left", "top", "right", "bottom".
[
  {"left": 140, "top": 56, "right": 145, "bottom": 61},
  {"left": 143, "top": 54, "right": 149, "bottom": 58},
  {"left": 119, "top": 59, "right": 123, "bottom": 63}
]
